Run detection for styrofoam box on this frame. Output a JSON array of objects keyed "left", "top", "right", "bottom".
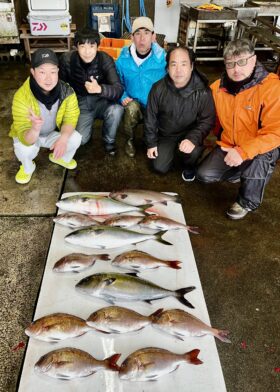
[
  {"left": 28, "top": 0, "right": 69, "bottom": 12},
  {"left": 28, "top": 13, "right": 71, "bottom": 36}
]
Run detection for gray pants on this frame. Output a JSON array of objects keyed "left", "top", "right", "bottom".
[
  {"left": 13, "top": 130, "right": 82, "bottom": 174},
  {"left": 196, "top": 146, "right": 280, "bottom": 210}
]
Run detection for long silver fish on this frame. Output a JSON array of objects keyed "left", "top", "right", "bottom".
[
  {"left": 53, "top": 212, "right": 100, "bottom": 229},
  {"left": 119, "top": 347, "right": 202, "bottom": 381},
  {"left": 103, "top": 215, "right": 144, "bottom": 228},
  {"left": 151, "top": 308, "right": 231, "bottom": 343},
  {"left": 56, "top": 195, "right": 150, "bottom": 215},
  {"left": 65, "top": 226, "right": 172, "bottom": 249},
  {"left": 25, "top": 313, "right": 91, "bottom": 342},
  {"left": 76, "top": 272, "right": 195, "bottom": 308},
  {"left": 86, "top": 306, "right": 160, "bottom": 334},
  {"left": 53, "top": 253, "right": 110, "bottom": 273},
  {"left": 111, "top": 250, "right": 182, "bottom": 273},
  {"left": 35, "top": 348, "right": 120, "bottom": 380},
  {"left": 109, "top": 189, "right": 180, "bottom": 206},
  {"left": 139, "top": 215, "right": 200, "bottom": 234}
]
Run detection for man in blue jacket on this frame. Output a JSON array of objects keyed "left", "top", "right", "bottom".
[{"left": 116, "top": 17, "right": 166, "bottom": 157}]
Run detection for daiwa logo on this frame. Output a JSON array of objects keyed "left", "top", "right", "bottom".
[
  {"left": 42, "top": 54, "right": 50, "bottom": 58},
  {"left": 32, "top": 22, "right": 47, "bottom": 31}
]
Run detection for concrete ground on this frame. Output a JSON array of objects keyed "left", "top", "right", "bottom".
[{"left": 0, "top": 61, "right": 279, "bottom": 392}]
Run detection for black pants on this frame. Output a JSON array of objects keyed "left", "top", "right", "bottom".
[
  {"left": 196, "top": 146, "right": 279, "bottom": 210},
  {"left": 152, "top": 136, "right": 204, "bottom": 175}
]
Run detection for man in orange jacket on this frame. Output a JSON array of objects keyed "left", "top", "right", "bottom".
[{"left": 197, "top": 39, "right": 280, "bottom": 220}]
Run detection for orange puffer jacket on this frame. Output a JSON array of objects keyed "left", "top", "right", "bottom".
[{"left": 211, "top": 72, "right": 280, "bottom": 160}]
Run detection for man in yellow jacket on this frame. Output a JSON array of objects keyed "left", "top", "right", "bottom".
[
  {"left": 197, "top": 39, "right": 280, "bottom": 220},
  {"left": 9, "top": 48, "right": 82, "bottom": 184}
]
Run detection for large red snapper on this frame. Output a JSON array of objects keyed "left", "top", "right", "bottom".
[
  {"left": 119, "top": 347, "right": 202, "bottom": 381},
  {"left": 151, "top": 308, "right": 231, "bottom": 343},
  {"left": 25, "top": 313, "right": 92, "bottom": 342},
  {"left": 53, "top": 253, "right": 110, "bottom": 273},
  {"left": 35, "top": 348, "right": 120, "bottom": 380},
  {"left": 140, "top": 215, "right": 200, "bottom": 234}
]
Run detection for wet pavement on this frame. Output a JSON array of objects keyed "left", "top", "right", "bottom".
[{"left": 0, "top": 62, "right": 279, "bottom": 392}]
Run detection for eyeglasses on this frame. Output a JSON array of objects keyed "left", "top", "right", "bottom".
[{"left": 224, "top": 54, "right": 255, "bottom": 69}]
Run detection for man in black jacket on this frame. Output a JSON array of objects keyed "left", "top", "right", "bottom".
[
  {"left": 145, "top": 46, "right": 215, "bottom": 179},
  {"left": 59, "top": 27, "right": 123, "bottom": 155}
]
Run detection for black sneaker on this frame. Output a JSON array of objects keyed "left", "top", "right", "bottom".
[
  {"left": 182, "top": 170, "right": 195, "bottom": 182},
  {"left": 226, "top": 202, "right": 251, "bottom": 220},
  {"left": 105, "top": 146, "right": 117, "bottom": 156}
]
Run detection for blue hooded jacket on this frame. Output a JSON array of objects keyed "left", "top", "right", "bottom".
[{"left": 116, "top": 42, "right": 166, "bottom": 107}]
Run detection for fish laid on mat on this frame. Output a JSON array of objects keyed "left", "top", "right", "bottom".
[
  {"left": 76, "top": 272, "right": 195, "bottom": 308},
  {"left": 53, "top": 212, "right": 100, "bottom": 229},
  {"left": 139, "top": 215, "right": 199, "bottom": 234},
  {"left": 65, "top": 226, "right": 172, "bottom": 249},
  {"left": 35, "top": 348, "right": 120, "bottom": 380},
  {"left": 109, "top": 189, "right": 180, "bottom": 206},
  {"left": 111, "top": 250, "right": 181, "bottom": 273},
  {"left": 86, "top": 306, "right": 161, "bottom": 334},
  {"left": 53, "top": 253, "right": 110, "bottom": 273},
  {"left": 151, "top": 308, "right": 231, "bottom": 343},
  {"left": 56, "top": 194, "right": 150, "bottom": 215},
  {"left": 25, "top": 313, "right": 92, "bottom": 342},
  {"left": 119, "top": 347, "right": 202, "bottom": 381},
  {"left": 103, "top": 214, "right": 144, "bottom": 228}
]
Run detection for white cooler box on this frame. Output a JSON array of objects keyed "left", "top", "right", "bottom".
[{"left": 27, "top": 13, "right": 71, "bottom": 35}]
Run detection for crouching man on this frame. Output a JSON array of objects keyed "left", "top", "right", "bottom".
[
  {"left": 10, "top": 48, "right": 82, "bottom": 184},
  {"left": 145, "top": 46, "right": 215, "bottom": 178},
  {"left": 197, "top": 39, "right": 280, "bottom": 220}
]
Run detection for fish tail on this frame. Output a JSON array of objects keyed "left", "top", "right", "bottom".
[
  {"left": 168, "top": 260, "right": 182, "bottom": 270},
  {"left": 99, "top": 254, "right": 111, "bottom": 261},
  {"left": 185, "top": 349, "right": 203, "bottom": 365},
  {"left": 106, "top": 353, "right": 121, "bottom": 371},
  {"left": 215, "top": 329, "right": 231, "bottom": 343},
  {"left": 156, "top": 231, "right": 173, "bottom": 246},
  {"left": 174, "top": 194, "right": 181, "bottom": 204},
  {"left": 175, "top": 286, "right": 196, "bottom": 309},
  {"left": 187, "top": 225, "right": 200, "bottom": 234},
  {"left": 149, "top": 308, "right": 164, "bottom": 322}
]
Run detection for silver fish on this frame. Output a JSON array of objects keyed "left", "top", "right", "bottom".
[
  {"left": 35, "top": 348, "right": 120, "bottom": 380},
  {"left": 53, "top": 212, "right": 100, "bottom": 229},
  {"left": 56, "top": 194, "right": 149, "bottom": 215},
  {"left": 140, "top": 215, "right": 200, "bottom": 234},
  {"left": 112, "top": 250, "right": 182, "bottom": 273},
  {"left": 65, "top": 226, "right": 172, "bottom": 249},
  {"left": 76, "top": 272, "right": 195, "bottom": 308},
  {"left": 119, "top": 347, "right": 202, "bottom": 381},
  {"left": 103, "top": 215, "right": 144, "bottom": 228},
  {"left": 109, "top": 189, "right": 180, "bottom": 206},
  {"left": 25, "top": 313, "right": 91, "bottom": 342},
  {"left": 53, "top": 253, "right": 110, "bottom": 273},
  {"left": 86, "top": 306, "right": 160, "bottom": 334},
  {"left": 151, "top": 308, "right": 231, "bottom": 343}
]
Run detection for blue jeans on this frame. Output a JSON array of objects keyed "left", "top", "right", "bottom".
[{"left": 76, "top": 96, "right": 124, "bottom": 149}]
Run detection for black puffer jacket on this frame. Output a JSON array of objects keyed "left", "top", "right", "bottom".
[
  {"left": 59, "top": 50, "right": 123, "bottom": 101},
  {"left": 144, "top": 70, "right": 215, "bottom": 148}
]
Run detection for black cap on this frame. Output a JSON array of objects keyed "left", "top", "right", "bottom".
[{"left": 31, "top": 49, "right": 59, "bottom": 68}]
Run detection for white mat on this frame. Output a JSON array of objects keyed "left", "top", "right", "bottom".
[{"left": 18, "top": 192, "right": 227, "bottom": 392}]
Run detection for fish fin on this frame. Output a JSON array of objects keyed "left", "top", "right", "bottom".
[
  {"left": 185, "top": 349, "right": 203, "bottom": 365},
  {"left": 126, "top": 272, "right": 138, "bottom": 278},
  {"left": 104, "top": 296, "right": 116, "bottom": 305},
  {"left": 216, "top": 330, "right": 231, "bottom": 343},
  {"left": 168, "top": 260, "right": 182, "bottom": 270},
  {"left": 120, "top": 194, "right": 128, "bottom": 200},
  {"left": 149, "top": 308, "right": 164, "bottom": 321},
  {"left": 144, "top": 299, "right": 153, "bottom": 305},
  {"left": 187, "top": 225, "right": 200, "bottom": 235},
  {"left": 161, "top": 201, "right": 168, "bottom": 206},
  {"left": 156, "top": 231, "right": 173, "bottom": 246},
  {"left": 175, "top": 286, "right": 196, "bottom": 309},
  {"left": 98, "top": 254, "right": 111, "bottom": 261},
  {"left": 104, "top": 278, "right": 116, "bottom": 286},
  {"left": 106, "top": 353, "right": 121, "bottom": 371},
  {"left": 96, "top": 329, "right": 111, "bottom": 335}
]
